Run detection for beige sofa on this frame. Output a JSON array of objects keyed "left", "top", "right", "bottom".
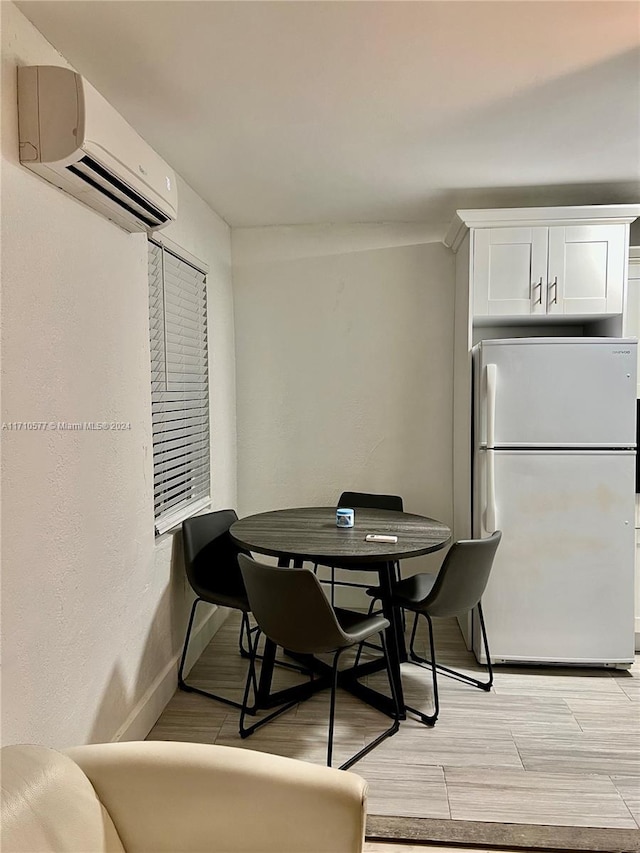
[{"left": 1, "top": 741, "right": 368, "bottom": 853}]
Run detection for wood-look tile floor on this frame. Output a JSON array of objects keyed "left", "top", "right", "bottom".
[{"left": 147, "top": 612, "right": 639, "bottom": 831}]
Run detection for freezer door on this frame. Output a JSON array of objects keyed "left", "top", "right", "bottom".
[
  {"left": 475, "top": 338, "right": 637, "bottom": 448},
  {"left": 473, "top": 449, "right": 635, "bottom": 665}
]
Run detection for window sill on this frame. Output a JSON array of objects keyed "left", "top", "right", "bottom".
[{"left": 154, "top": 496, "right": 212, "bottom": 538}]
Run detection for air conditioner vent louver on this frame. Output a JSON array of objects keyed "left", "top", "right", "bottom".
[
  {"left": 17, "top": 66, "right": 177, "bottom": 233},
  {"left": 66, "top": 156, "right": 170, "bottom": 228}
]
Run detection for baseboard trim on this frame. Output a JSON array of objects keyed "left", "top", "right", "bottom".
[{"left": 112, "top": 606, "right": 230, "bottom": 743}]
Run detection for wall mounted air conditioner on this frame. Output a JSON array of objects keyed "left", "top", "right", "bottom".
[{"left": 18, "top": 65, "right": 177, "bottom": 233}]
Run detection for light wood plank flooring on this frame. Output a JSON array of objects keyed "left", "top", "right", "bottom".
[{"left": 147, "top": 611, "right": 639, "bottom": 831}]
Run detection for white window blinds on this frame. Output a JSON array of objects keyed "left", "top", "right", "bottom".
[{"left": 148, "top": 240, "right": 210, "bottom": 535}]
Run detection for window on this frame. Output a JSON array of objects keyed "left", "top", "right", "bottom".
[{"left": 148, "top": 239, "right": 210, "bottom": 535}]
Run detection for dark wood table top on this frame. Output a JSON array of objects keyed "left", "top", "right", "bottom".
[{"left": 230, "top": 506, "right": 451, "bottom": 564}]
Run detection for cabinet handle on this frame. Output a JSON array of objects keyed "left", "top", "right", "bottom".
[
  {"left": 532, "top": 277, "right": 543, "bottom": 305},
  {"left": 549, "top": 276, "right": 558, "bottom": 306}
]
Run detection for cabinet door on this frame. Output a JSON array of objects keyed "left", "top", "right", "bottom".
[
  {"left": 474, "top": 227, "right": 548, "bottom": 317},
  {"left": 547, "top": 224, "right": 626, "bottom": 316}
]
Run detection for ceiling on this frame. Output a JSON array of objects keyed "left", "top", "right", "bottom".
[{"left": 14, "top": 0, "right": 640, "bottom": 229}]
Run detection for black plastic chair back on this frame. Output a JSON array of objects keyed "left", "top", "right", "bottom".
[
  {"left": 182, "top": 510, "right": 248, "bottom": 602},
  {"left": 419, "top": 531, "right": 501, "bottom": 619},
  {"left": 338, "top": 491, "right": 404, "bottom": 512},
  {"left": 238, "top": 555, "right": 352, "bottom": 655}
]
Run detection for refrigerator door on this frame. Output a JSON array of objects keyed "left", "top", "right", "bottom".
[
  {"left": 473, "top": 448, "right": 636, "bottom": 665},
  {"left": 475, "top": 338, "right": 637, "bottom": 448}
]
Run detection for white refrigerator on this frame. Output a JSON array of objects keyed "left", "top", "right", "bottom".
[{"left": 472, "top": 338, "right": 637, "bottom": 667}]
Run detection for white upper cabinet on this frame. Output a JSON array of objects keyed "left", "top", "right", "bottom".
[
  {"left": 474, "top": 222, "right": 626, "bottom": 318},
  {"left": 445, "top": 205, "right": 639, "bottom": 322}
]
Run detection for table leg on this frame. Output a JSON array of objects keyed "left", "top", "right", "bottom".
[
  {"left": 253, "top": 555, "right": 290, "bottom": 705},
  {"left": 380, "top": 560, "right": 408, "bottom": 664},
  {"left": 253, "top": 556, "right": 406, "bottom": 718},
  {"left": 326, "top": 560, "right": 406, "bottom": 719},
  {"left": 377, "top": 559, "right": 406, "bottom": 711},
  {"left": 255, "top": 638, "right": 277, "bottom": 707},
  {"left": 255, "top": 555, "right": 327, "bottom": 709}
]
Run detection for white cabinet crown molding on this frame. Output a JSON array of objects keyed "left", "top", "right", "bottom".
[{"left": 444, "top": 204, "right": 640, "bottom": 252}]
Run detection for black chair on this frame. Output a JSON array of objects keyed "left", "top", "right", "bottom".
[
  {"left": 237, "top": 554, "right": 402, "bottom": 771},
  {"left": 339, "top": 490, "right": 404, "bottom": 514},
  {"left": 362, "top": 531, "right": 502, "bottom": 727},
  {"left": 179, "top": 510, "right": 257, "bottom": 710},
  {"left": 314, "top": 491, "right": 405, "bottom": 604}
]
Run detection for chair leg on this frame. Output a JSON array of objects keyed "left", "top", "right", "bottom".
[
  {"left": 239, "top": 628, "right": 298, "bottom": 739},
  {"left": 354, "top": 588, "right": 390, "bottom": 667},
  {"left": 405, "top": 613, "right": 439, "bottom": 726},
  {"left": 408, "top": 611, "right": 420, "bottom": 659},
  {"left": 353, "top": 596, "right": 379, "bottom": 668},
  {"left": 410, "top": 606, "right": 493, "bottom": 692},
  {"left": 178, "top": 597, "right": 199, "bottom": 691},
  {"left": 243, "top": 634, "right": 400, "bottom": 770},
  {"left": 475, "top": 602, "right": 494, "bottom": 691},
  {"left": 339, "top": 633, "right": 400, "bottom": 771},
  {"left": 326, "top": 649, "right": 343, "bottom": 767},
  {"left": 353, "top": 640, "right": 364, "bottom": 669},
  {"left": 179, "top": 598, "right": 252, "bottom": 710},
  {"left": 239, "top": 612, "right": 256, "bottom": 658},
  {"left": 242, "top": 612, "right": 311, "bottom": 677},
  {"left": 239, "top": 628, "right": 264, "bottom": 736}
]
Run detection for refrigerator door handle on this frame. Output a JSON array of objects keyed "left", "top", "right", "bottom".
[
  {"left": 486, "top": 363, "right": 497, "bottom": 449},
  {"left": 485, "top": 448, "right": 497, "bottom": 533},
  {"left": 483, "top": 363, "right": 498, "bottom": 533}
]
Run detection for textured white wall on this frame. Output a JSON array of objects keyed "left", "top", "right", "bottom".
[
  {"left": 0, "top": 3, "right": 236, "bottom": 747},
  {"left": 232, "top": 224, "right": 455, "bottom": 586}
]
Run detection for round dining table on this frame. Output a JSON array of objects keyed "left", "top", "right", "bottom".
[{"left": 230, "top": 506, "right": 451, "bottom": 719}]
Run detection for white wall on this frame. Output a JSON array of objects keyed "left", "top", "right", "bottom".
[
  {"left": 0, "top": 3, "right": 236, "bottom": 747},
  {"left": 232, "top": 224, "right": 455, "bottom": 591}
]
